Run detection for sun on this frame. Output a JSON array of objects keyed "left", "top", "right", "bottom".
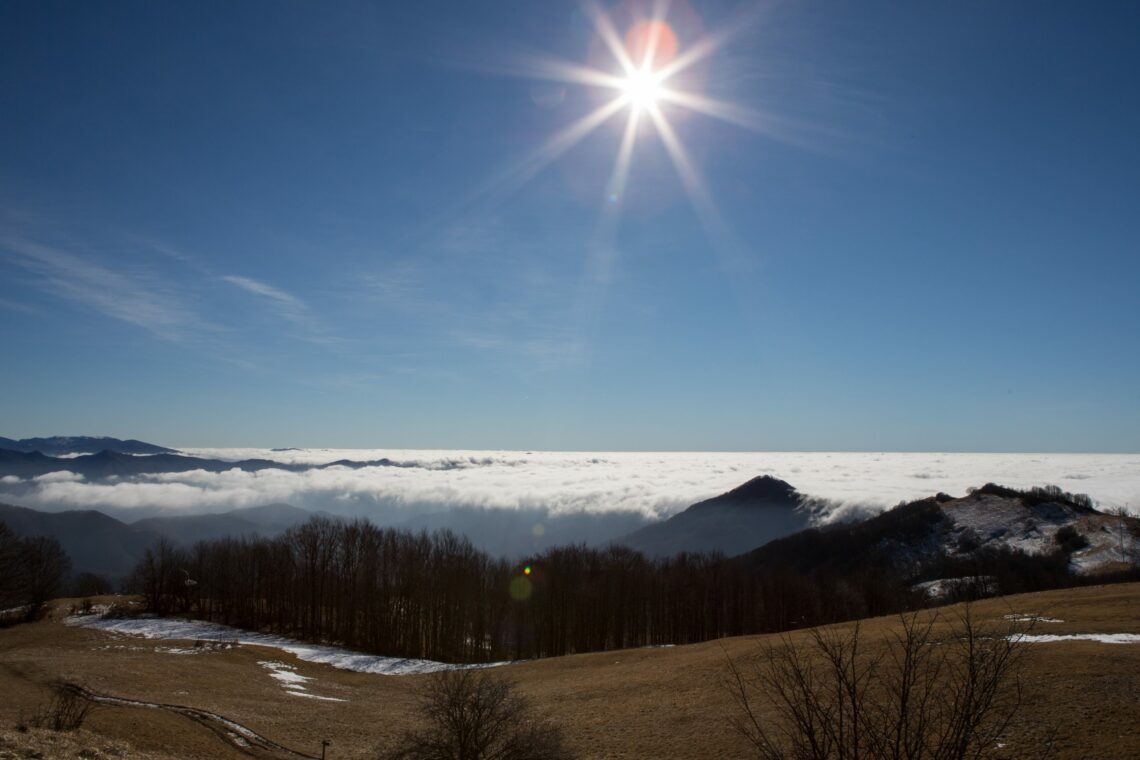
[
  {"left": 621, "top": 68, "right": 664, "bottom": 112},
  {"left": 482, "top": 0, "right": 771, "bottom": 218}
]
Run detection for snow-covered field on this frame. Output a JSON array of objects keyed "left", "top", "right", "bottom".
[
  {"left": 67, "top": 614, "right": 504, "bottom": 675},
  {"left": 7, "top": 449, "right": 1139, "bottom": 521}
]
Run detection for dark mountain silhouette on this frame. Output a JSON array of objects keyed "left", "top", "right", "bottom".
[
  {"left": 0, "top": 502, "right": 162, "bottom": 581},
  {"left": 0, "top": 501, "right": 315, "bottom": 581},
  {"left": 0, "top": 435, "right": 176, "bottom": 456},
  {"left": 0, "top": 448, "right": 424, "bottom": 480},
  {"left": 615, "top": 475, "right": 814, "bottom": 558}
]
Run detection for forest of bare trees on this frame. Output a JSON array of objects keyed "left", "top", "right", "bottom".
[{"left": 126, "top": 515, "right": 932, "bottom": 663}]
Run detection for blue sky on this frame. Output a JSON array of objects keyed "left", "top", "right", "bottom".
[{"left": 2, "top": 0, "right": 1138, "bottom": 452}]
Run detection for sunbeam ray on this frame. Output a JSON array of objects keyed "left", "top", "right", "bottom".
[
  {"left": 657, "top": 89, "right": 772, "bottom": 132},
  {"left": 585, "top": 1, "right": 637, "bottom": 76},
  {"left": 606, "top": 108, "right": 643, "bottom": 205},
  {"left": 645, "top": 103, "right": 739, "bottom": 263},
  {"left": 472, "top": 95, "right": 629, "bottom": 205}
]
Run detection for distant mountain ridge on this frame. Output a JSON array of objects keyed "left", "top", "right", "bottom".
[
  {"left": 0, "top": 448, "right": 435, "bottom": 480},
  {"left": 0, "top": 435, "right": 176, "bottom": 456},
  {"left": 615, "top": 475, "right": 815, "bottom": 558},
  {"left": 0, "top": 501, "right": 315, "bottom": 581}
]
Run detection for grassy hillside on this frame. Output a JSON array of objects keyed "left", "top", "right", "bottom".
[{"left": 0, "top": 583, "right": 1137, "bottom": 759}]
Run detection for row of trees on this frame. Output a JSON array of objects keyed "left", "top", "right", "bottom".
[
  {"left": 128, "top": 516, "right": 933, "bottom": 663},
  {"left": 0, "top": 520, "right": 70, "bottom": 622}
]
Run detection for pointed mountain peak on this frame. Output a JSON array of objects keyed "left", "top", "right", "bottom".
[{"left": 700, "top": 475, "right": 799, "bottom": 507}]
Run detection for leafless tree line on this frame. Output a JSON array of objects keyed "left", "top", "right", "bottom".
[{"left": 127, "top": 516, "right": 924, "bottom": 663}]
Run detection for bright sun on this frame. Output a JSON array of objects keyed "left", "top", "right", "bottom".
[{"left": 621, "top": 68, "right": 663, "bottom": 112}]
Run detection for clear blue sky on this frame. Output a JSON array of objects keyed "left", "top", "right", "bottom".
[{"left": 2, "top": 0, "right": 1138, "bottom": 452}]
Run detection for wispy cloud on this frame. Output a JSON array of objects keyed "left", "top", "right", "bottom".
[
  {"left": 222, "top": 274, "right": 348, "bottom": 350},
  {"left": 223, "top": 275, "right": 306, "bottom": 315},
  {"left": 1, "top": 236, "right": 202, "bottom": 340}
]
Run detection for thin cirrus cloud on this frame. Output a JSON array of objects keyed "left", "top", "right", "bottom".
[
  {"left": 1, "top": 236, "right": 202, "bottom": 340},
  {"left": 3, "top": 450, "right": 1137, "bottom": 521},
  {"left": 222, "top": 274, "right": 346, "bottom": 349}
]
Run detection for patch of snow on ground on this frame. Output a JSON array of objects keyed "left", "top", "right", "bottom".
[
  {"left": 258, "top": 661, "right": 346, "bottom": 702},
  {"left": 1003, "top": 614, "right": 1063, "bottom": 624},
  {"left": 1015, "top": 633, "right": 1140, "bottom": 644},
  {"left": 68, "top": 613, "right": 507, "bottom": 675},
  {"left": 154, "top": 646, "right": 201, "bottom": 655}
]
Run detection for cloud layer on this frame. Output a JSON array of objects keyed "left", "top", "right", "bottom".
[{"left": 2, "top": 450, "right": 1137, "bottom": 523}]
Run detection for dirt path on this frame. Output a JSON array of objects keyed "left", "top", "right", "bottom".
[{"left": 67, "top": 684, "right": 321, "bottom": 760}]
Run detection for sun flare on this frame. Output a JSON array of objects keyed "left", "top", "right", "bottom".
[
  {"left": 621, "top": 68, "right": 664, "bottom": 112},
  {"left": 495, "top": 0, "right": 770, "bottom": 221}
]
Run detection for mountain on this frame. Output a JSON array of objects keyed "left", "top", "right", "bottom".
[
  {"left": 131, "top": 503, "right": 314, "bottom": 546},
  {"left": 0, "top": 502, "right": 315, "bottom": 581},
  {"left": 0, "top": 448, "right": 419, "bottom": 480},
  {"left": 741, "top": 483, "right": 1138, "bottom": 582},
  {"left": 0, "top": 436, "right": 176, "bottom": 456},
  {"left": 0, "top": 502, "right": 162, "bottom": 581},
  {"left": 615, "top": 475, "right": 814, "bottom": 558}
]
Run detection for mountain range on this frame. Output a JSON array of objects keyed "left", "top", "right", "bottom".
[
  {"left": 4, "top": 469, "right": 1132, "bottom": 590},
  {"left": 0, "top": 447, "right": 426, "bottom": 479},
  {"left": 0, "top": 435, "right": 176, "bottom": 456}
]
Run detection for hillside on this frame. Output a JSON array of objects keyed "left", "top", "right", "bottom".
[
  {"left": 615, "top": 475, "right": 813, "bottom": 557},
  {"left": 742, "top": 483, "right": 1139, "bottom": 584},
  {"left": 0, "top": 583, "right": 1136, "bottom": 759}
]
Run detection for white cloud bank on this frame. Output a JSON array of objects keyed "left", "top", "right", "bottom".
[{"left": 3, "top": 450, "right": 1138, "bottom": 521}]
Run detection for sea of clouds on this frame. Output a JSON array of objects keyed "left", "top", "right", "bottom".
[{"left": 2, "top": 449, "right": 1137, "bottom": 523}]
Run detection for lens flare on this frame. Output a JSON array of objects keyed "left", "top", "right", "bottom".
[{"left": 625, "top": 19, "right": 678, "bottom": 69}]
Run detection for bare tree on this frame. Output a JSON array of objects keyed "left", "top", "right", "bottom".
[
  {"left": 0, "top": 521, "right": 20, "bottom": 609},
  {"left": 383, "top": 669, "right": 577, "bottom": 760},
  {"left": 725, "top": 609, "right": 1027, "bottom": 760},
  {"left": 19, "top": 535, "right": 71, "bottom": 619}
]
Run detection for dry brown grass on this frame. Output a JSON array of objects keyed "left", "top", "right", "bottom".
[{"left": 1, "top": 584, "right": 1138, "bottom": 759}]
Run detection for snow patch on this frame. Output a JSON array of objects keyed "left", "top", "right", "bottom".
[
  {"left": 68, "top": 614, "right": 507, "bottom": 676},
  {"left": 258, "top": 660, "right": 346, "bottom": 702},
  {"left": 1015, "top": 633, "right": 1140, "bottom": 644},
  {"left": 1003, "top": 614, "right": 1063, "bottom": 624}
]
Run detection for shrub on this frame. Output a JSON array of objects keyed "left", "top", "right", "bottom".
[
  {"left": 725, "top": 610, "right": 1027, "bottom": 760},
  {"left": 384, "top": 669, "right": 577, "bottom": 760},
  {"left": 30, "top": 682, "right": 92, "bottom": 732},
  {"left": 1054, "top": 526, "right": 1089, "bottom": 554}
]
